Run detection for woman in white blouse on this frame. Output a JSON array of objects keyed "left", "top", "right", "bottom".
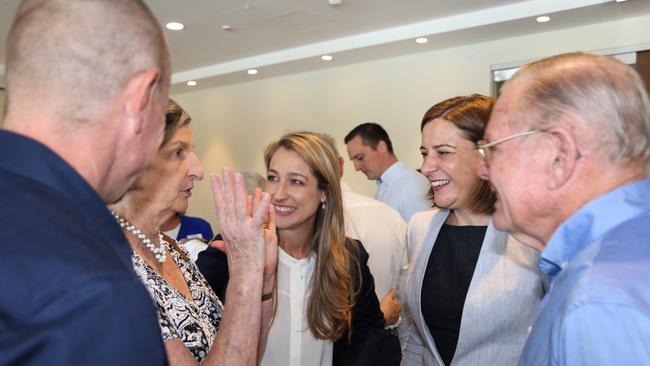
[{"left": 259, "top": 131, "right": 398, "bottom": 366}]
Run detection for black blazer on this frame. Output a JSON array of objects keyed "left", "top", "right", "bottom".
[
  {"left": 196, "top": 235, "right": 229, "bottom": 302},
  {"left": 332, "top": 239, "right": 401, "bottom": 366}
]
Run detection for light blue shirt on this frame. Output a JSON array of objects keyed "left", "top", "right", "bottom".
[
  {"left": 375, "top": 161, "right": 431, "bottom": 222},
  {"left": 519, "top": 179, "right": 650, "bottom": 366}
]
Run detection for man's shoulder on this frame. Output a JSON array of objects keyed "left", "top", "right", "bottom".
[
  {"left": 0, "top": 173, "right": 134, "bottom": 311},
  {"left": 181, "top": 215, "right": 212, "bottom": 231},
  {"left": 343, "top": 191, "right": 406, "bottom": 233},
  {"left": 390, "top": 162, "right": 429, "bottom": 194},
  {"left": 182, "top": 215, "right": 210, "bottom": 225},
  {"left": 344, "top": 190, "right": 401, "bottom": 214},
  {"left": 561, "top": 210, "right": 650, "bottom": 313}
]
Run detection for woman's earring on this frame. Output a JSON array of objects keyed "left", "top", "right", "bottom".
[{"left": 321, "top": 202, "right": 327, "bottom": 210}]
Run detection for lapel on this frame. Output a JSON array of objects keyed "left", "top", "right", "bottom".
[
  {"left": 409, "top": 209, "right": 449, "bottom": 366},
  {"left": 409, "top": 212, "right": 510, "bottom": 366},
  {"left": 452, "top": 219, "right": 508, "bottom": 360}
]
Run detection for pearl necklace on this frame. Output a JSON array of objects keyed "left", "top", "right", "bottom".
[{"left": 112, "top": 211, "right": 167, "bottom": 263}]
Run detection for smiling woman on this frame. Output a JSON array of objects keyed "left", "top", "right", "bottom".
[
  {"left": 260, "top": 131, "right": 399, "bottom": 366},
  {"left": 403, "top": 95, "right": 544, "bottom": 366}
]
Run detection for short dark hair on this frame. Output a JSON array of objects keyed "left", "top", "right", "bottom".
[
  {"left": 344, "top": 122, "right": 394, "bottom": 154},
  {"left": 421, "top": 94, "right": 496, "bottom": 215}
]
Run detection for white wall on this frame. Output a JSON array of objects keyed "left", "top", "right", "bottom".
[{"left": 174, "top": 13, "right": 650, "bottom": 229}]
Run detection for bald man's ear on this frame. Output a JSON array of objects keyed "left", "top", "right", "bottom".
[
  {"left": 546, "top": 127, "right": 579, "bottom": 190},
  {"left": 338, "top": 157, "right": 345, "bottom": 179},
  {"left": 122, "top": 68, "right": 162, "bottom": 135}
]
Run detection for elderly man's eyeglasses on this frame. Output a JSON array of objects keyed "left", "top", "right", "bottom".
[{"left": 477, "top": 130, "right": 545, "bottom": 161}]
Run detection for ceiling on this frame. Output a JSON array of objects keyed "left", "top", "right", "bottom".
[{"left": 1, "top": 0, "right": 649, "bottom": 93}]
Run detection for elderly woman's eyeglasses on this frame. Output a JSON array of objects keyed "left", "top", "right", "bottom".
[{"left": 477, "top": 130, "right": 545, "bottom": 161}]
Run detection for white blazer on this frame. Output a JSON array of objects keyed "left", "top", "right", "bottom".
[{"left": 403, "top": 210, "right": 544, "bottom": 366}]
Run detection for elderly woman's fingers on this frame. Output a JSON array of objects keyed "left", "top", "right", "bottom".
[
  {"left": 263, "top": 204, "right": 278, "bottom": 278},
  {"left": 210, "top": 174, "right": 226, "bottom": 219},
  {"left": 233, "top": 172, "right": 248, "bottom": 219},
  {"left": 221, "top": 168, "right": 237, "bottom": 213},
  {"left": 252, "top": 192, "right": 271, "bottom": 227},
  {"left": 252, "top": 187, "right": 262, "bottom": 219},
  {"left": 246, "top": 194, "right": 253, "bottom": 218},
  {"left": 267, "top": 203, "right": 276, "bottom": 233},
  {"left": 263, "top": 203, "right": 277, "bottom": 247}
]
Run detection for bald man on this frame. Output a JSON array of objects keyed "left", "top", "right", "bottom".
[
  {"left": 0, "top": 1, "right": 170, "bottom": 364},
  {"left": 479, "top": 52, "right": 650, "bottom": 365}
]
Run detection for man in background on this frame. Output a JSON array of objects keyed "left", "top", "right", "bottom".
[
  {"left": 478, "top": 52, "right": 650, "bottom": 365},
  {"left": 345, "top": 122, "right": 430, "bottom": 221}
]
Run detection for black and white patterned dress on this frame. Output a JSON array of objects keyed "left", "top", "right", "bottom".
[{"left": 132, "top": 240, "right": 223, "bottom": 361}]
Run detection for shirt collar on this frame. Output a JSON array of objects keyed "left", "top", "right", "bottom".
[
  {"left": 378, "top": 160, "right": 403, "bottom": 185},
  {"left": 540, "top": 178, "right": 650, "bottom": 279}
]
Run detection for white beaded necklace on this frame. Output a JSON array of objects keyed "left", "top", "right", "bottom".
[{"left": 112, "top": 211, "right": 167, "bottom": 263}]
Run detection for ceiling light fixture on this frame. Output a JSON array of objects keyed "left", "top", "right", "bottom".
[
  {"left": 321, "top": 55, "right": 333, "bottom": 61},
  {"left": 416, "top": 37, "right": 428, "bottom": 44},
  {"left": 536, "top": 16, "right": 550, "bottom": 23},
  {"left": 166, "top": 22, "right": 185, "bottom": 31},
  {"left": 247, "top": 69, "right": 258, "bottom": 75},
  {"left": 615, "top": 0, "right": 627, "bottom": 2},
  {"left": 187, "top": 80, "right": 197, "bottom": 86}
]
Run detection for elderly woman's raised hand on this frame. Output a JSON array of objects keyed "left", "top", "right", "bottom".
[
  {"left": 211, "top": 168, "right": 271, "bottom": 276},
  {"left": 248, "top": 187, "right": 278, "bottom": 288},
  {"left": 211, "top": 169, "right": 272, "bottom": 277}
]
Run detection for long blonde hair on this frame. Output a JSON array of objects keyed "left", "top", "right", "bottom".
[{"left": 264, "top": 131, "right": 356, "bottom": 340}]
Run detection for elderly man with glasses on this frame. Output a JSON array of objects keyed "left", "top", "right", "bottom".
[{"left": 477, "top": 52, "right": 650, "bottom": 365}]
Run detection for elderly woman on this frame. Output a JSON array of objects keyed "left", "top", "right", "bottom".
[
  {"left": 110, "top": 99, "right": 276, "bottom": 365},
  {"left": 259, "top": 131, "right": 399, "bottom": 366},
  {"left": 403, "top": 95, "right": 544, "bottom": 366}
]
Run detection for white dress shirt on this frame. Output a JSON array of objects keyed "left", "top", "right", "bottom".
[
  {"left": 375, "top": 161, "right": 431, "bottom": 222},
  {"left": 341, "top": 181, "right": 412, "bottom": 347},
  {"left": 260, "top": 248, "right": 333, "bottom": 366},
  {"left": 342, "top": 182, "right": 407, "bottom": 302}
]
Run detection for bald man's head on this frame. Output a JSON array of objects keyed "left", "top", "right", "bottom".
[{"left": 5, "top": 0, "right": 171, "bottom": 121}]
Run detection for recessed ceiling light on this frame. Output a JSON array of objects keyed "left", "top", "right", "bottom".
[
  {"left": 536, "top": 16, "right": 550, "bottom": 23},
  {"left": 616, "top": 0, "right": 627, "bottom": 2},
  {"left": 415, "top": 37, "right": 428, "bottom": 44},
  {"left": 321, "top": 55, "right": 333, "bottom": 61},
  {"left": 187, "top": 80, "right": 197, "bottom": 86},
  {"left": 166, "top": 22, "right": 184, "bottom": 31},
  {"left": 247, "top": 69, "right": 258, "bottom": 75}
]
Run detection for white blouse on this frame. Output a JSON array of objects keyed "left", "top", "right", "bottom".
[{"left": 260, "top": 248, "right": 333, "bottom": 366}]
